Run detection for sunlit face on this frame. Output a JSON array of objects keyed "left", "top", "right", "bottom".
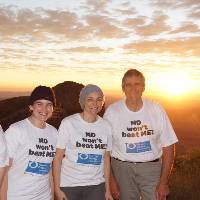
[
  {"left": 29, "top": 99, "right": 54, "bottom": 123},
  {"left": 122, "top": 75, "right": 145, "bottom": 102},
  {"left": 83, "top": 92, "right": 104, "bottom": 115}
]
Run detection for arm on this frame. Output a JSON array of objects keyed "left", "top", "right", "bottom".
[
  {"left": 0, "top": 167, "right": 6, "bottom": 188},
  {"left": 110, "top": 167, "right": 120, "bottom": 200},
  {"left": 49, "top": 168, "right": 54, "bottom": 200},
  {"left": 0, "top": 158, "right": 13, "bottom": 200},
  {"left": 52, "top": 148, "right": 68, "bottom": 200},
  {"left": 156, "top": 144, "right": 175, "bottom": 200},
  {"left": 0, "top": 167, "right": 8, "bottom": 200},
  {"left": 104, "top": 151, "right": 113, "bottom": 200}
]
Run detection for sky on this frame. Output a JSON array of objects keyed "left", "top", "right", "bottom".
[{"left": 0, "top": 0, "right": 200, "bottom": 100}]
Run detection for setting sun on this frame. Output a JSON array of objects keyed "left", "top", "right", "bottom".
[{"left": 147, "top": 72, "right": 197, "bottom": 99}]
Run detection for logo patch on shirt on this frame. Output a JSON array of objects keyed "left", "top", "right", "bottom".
[
  {"left": 125, "top": 141, "right": 152, "bottom": 153},
  {"left": 25, "top": 161, "right": 51, "bottom": 175},
  {"left": 77, "top": 153, "right": 102, "bottom": 165}
]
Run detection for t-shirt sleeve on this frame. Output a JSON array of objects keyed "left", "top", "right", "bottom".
[
  {"left": 0, "top": 126, "right": 8, "bottom": 167},
  {"left": 158, "top": 105, "right": 178, "bottom": 147},
  {"left": 5, "top": 125, "right": 21, "bottom": 159},
  {"left": 56, "top": 120, "right": 69, "bottom": 149},
  {"left": 104, "top": 122, "right": 113, "bottom": 152}
]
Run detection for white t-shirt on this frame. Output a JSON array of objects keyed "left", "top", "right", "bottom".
[
  {"left": 57, "top": 113, "right": 112, "bottom": 187},
  {"left": 5, "top": 118, "right": 58, "bottom": 200},
  {"left": 0, "top": 125, "right": 8, "bottom": 167},
  {"left": 104, "top": 99, "right": 178, "bottom": 162}
]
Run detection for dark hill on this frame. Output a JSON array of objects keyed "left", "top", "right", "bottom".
[
  {"left": 0, "top": 96, "right": 30, "bottom": 130},
  {"left": 53, "top": 81, "right": 84, "bottom": 115},
  {"left": 49, "top": 81, "right": 84, "bottom": 128}
]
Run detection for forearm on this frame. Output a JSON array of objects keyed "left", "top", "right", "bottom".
[
  {"left": 52, "top": 150, "right": 64, "bottom": 192},
  {"left": 49, "top": 168, "right": 54, "bottom": 200},
  {"left": 0, "top": 167, "right": 6, "bottom": 188},
  {"left": 0, "top": 167, "right": 8, "bottom": 200},
  {"left": 104, "top": 151, "right": 111, "bottom": 192},
  {"left": 160, "top": 144, "right": 175, "bottom": 184}
]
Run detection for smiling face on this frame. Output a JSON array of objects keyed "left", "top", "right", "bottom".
[
  {"left": 83, "top": 92, "right": 104, "bottom": 116},
  {"left": 29, "top": 99, "right": 54, "bottom": 124},
  {"left": 122, "top": 75, "right": 145, "bottom": 102}
]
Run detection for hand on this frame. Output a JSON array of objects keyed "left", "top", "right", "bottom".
[
  {"left": 110, "top": 178, "right": 120, "bottom": 200},
  {"left": 156, "top": 182, "right": 169, "bottom": 200},
  {"left": 55, "top": 189, "right": 68, "bottom": 200},
  {"left": 105, "top": 190, "right": 114, "bottom": 200}
]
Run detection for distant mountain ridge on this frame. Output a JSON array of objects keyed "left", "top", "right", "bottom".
[{"left": 0, "top": 91, "right": 30, "bottom": 100}]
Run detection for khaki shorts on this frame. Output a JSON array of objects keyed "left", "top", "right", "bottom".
[{"left": 111, "top": 157, "right": 161, "bottom": 200}]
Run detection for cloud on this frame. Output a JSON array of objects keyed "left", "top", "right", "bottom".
[
  {"left": 0, "top": 6, "right": 129, "bottom": 41},
  {"left": 150, "top": 0, "right": 180, "bottom": 8},
  {"left": 85, "top": 15, "right": 128, "bottom": 38},
  {"left": 177, "top": 0, "right": 200, "bottom": 8},
  {"left": 189, "top": 8, "right": 200, "bottom": 19},
  {"left": 0, "top": 7, "right": 84, "bottom": 39},
  {"left": 123, "top": 16, "right": 146, "bottom": 27},
  {"left": 0, "top": 7, "right": 98, "bottom": 41},
  {"left": 114, "top": 8, "right": 137, "bottom": 15},
  {"left": 85, "top": 0, "right": 109, "bottom": 12},
  {"left": 170, "top": 22, "right": 199, "bottom": 34},
  {"left": 150, "top": 0, "right": 200, "bottom": 9},
  {"left": 135, "top": 12, "right": 171, "bottom": 36},
  {"left": 62, "top": 46, "right": 112, "bottom": 53},
  {"left": 123, "top": 36, "right": 200, "bottom": 56}
]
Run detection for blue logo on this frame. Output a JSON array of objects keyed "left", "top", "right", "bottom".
[
  {"left": 126, "top": 141, "right": 152, "bottom": 153},
  {"left": 25, "top": 161, "right": 51, "bottom": 175},
  {"left": 77, "top": 153, "right": 102, "bottom": 165}
]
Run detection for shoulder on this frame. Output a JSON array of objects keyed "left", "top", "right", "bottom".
[
  {"left": 5, "top": 119, "right": 28, "bottom": 141},
  {"left": 59, "top": 114, "right": 80, "bottom": 130},
  {"left": 143, "top": 98, "right": 166, "bottom": 114},
  {"left": 46, "top": 123, "right": 58, "bottom": 133},
  {"left": 6, "top": 118, "right": 27, "bottom": 132},
  {"left": 144, "top": 98, "right": 162, "bottom": 108},
  {"left": 107, "top": 99, "right": 124, "bottom": 109},
  {"left": 106, "top": 99, "right": 124, "bottom": 112},
  {"left": 61, "top": 113, "right": 79, "bottom": 124},
  {"left": 98, "top": 116, "right": 112, "bottom": 127}
]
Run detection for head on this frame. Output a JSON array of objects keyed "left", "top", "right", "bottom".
[
  {"left": 29, "top": 86, "right": 56, "bottom": 123},
  {"left": 122, "top": 69, "right": 145, "bottom": 101},
  {"left": 79, "top": 84, "right": 104, "bottom": 114}
]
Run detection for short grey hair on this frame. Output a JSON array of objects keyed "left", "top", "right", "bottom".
[{"left": 79, "top": 84, "right": 104, "bottom": 109}]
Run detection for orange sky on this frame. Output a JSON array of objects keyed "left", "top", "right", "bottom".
[{"left": 0, "top": 0, "right": 199, "bottom": 100}]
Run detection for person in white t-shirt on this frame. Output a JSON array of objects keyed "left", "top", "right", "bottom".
[
  {"left": 53, "top": 84, "right": 113, "bottom": 200},
  {"left": 104, "top": 69, "right": 178, "bottom": 200},
  {"left": 0, "top": 125, "right": 8, "bottom": 188},
  {"left": 5, "top": 86, "right": 58, "bottom": 200}
]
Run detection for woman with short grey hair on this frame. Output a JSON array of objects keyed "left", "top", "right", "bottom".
[{"left": 53, "top": 84, "right": 113, "bottom": 200}]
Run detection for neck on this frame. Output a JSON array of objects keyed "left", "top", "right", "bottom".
[
  {"left": 28, "top": 116, "right": 46, "bottom": 129},
  {"left": 81, "top": 111, "right": 97, "bottom": 123},
  {"left": 125, "top": 98, "right": 143, "bottom": 112}
]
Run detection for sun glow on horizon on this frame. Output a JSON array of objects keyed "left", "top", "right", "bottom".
[{"left": 148, "top": 72, "right": 197, "bottom": 99}]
